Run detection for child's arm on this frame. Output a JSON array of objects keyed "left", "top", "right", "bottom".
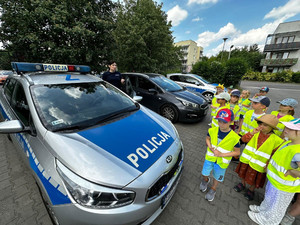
[
  {"left": 213, "top": 147, "right": 240, "bottom": 157},
  {"left": 206, "top": 136, "right": 215, "bottom": 151},
  {"left": 284, "top": 162, "right": 300, "bottom": 178}
]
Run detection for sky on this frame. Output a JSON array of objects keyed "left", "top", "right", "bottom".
[{"left": 161, "top": 0, "right": 300, "bottom": 56}]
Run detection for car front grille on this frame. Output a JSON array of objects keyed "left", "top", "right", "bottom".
[
  {"left": 146, "top": 149, "right": 183, "bottom": 201},
  {"left": 200, "top": 102, "right": 208, "bottom": 109}
]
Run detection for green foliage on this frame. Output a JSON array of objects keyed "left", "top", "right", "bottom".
[
  {"left": 191, "top": 61, "right": 211, "bottom": 80},
  {"left": 112, "top": 0, "right": 181, "bottom": 74},
  {"left": 292, "top": 72, "right": 300, "bottom": 83},
  {"left": 0, "top": 50, "right": 11, "bottom": 70},
  {"left": 210, "top": 61, "right": 224, "bottom": 83},
  {"left": 0, "top": 0, "right": 116, "bottom": 72},
  {"left": 242, "top": 70, "right": 296, "bottom": 82},
  {"left": 223, "top": 58, "right": 247, "bottom": 86}
]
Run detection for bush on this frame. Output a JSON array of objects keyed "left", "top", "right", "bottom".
[
  {"left": 223, "top": 58, "right": 247, "bottom": 86},
  {"left": 291, "top": 72, "right": 300, "bottom": 83}
]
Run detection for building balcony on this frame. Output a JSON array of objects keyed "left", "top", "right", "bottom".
[
  {"left": 264, "top": 42, "right": 300, "bottom": 52},
  {"left": 260, "top": 58, "right": 298, "bottom": 66}
]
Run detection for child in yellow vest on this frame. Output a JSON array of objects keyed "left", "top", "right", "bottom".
[
  {"left": 248, "top": 118, "right": 300, "bottom": 225},
  {"left": 238, "top": 96, "right": 270, "bottom": 137},
  {"left": 238, "top": 90, "right": 251, "bottom": 129},
  {"left": 200, "top": 109, "right": 240, "bottom": 202},
  {"left": 229, "top": 89, "right": 240, "bottom": 131},
  {"left": 233, "top": 114, "right": 283, "bottom": 201},
  {"left": 271, "top": 98, "right": 298, "bottom": 138},
  {"left": 211, "top": 92, "right": 231, "bottom": 128},
  {"left": 209, "top": 84, "right": 224, "bottom": 126}
]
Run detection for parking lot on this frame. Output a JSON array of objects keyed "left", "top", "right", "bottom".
[{"left": 0, "top": 80, "right": 300, "bottom": 225}]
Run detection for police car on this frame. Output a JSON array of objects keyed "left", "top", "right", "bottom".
[
  {"left": 167, "top": 73, "right": 217, "bottom": 102},
  {"left": 0, "top": 62, "right": 184, "bottom": 225}
]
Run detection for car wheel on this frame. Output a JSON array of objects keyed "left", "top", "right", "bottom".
[
  {"left": 160, "top": 104, "right": 179, "bottom": 123},
  {"left": 36, "top": 182, "right": 60, "bottom": 225},
  {"left": 203, "top": 92, "right": 214, "bottom": 102}
]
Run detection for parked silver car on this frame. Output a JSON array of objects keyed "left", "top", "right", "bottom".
[{"left": 0, "top": 62, "right": 184, "bottom": 225}]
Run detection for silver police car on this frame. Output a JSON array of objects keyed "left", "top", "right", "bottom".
[{"left": 0, "top": 63, "right": 184, "bottom": 225}]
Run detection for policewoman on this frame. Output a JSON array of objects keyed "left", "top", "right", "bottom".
[
  {"left": 102, "top": 61, "right": 125, "bottom": 89},
  {"left": 248, "top": 118, "right": 300, "bottom": 225}
]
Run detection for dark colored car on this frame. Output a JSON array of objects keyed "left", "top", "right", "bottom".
[{"left": 123, "top": 73, "right": 209, "bottom": 123}]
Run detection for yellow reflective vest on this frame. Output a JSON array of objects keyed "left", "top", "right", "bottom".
[
  {"left": 239, "top": 110, "right": 264, "bottom": 136},
  {"left": 238, "top": 98, "right": 251, "bottom": 116},
  {"left": 206, "top": 127, "right": 240, "bottom": 169},
  {"left": 240, "top": 132, "right": 283, "bottom": 173},
  {"left": 230, "top": 104, "right": 240, "bottom": 122},
  {"left": 267, "top": 141, "right": 300, "bottom": 193},
  {"left": 211, "top": 97, "right": 220, "bottom": 117},
  {"left": 271, "top": 111, "right": 294, "bottom": 137},
  {"left": 211, "top": 104, "right": 230, "bottom": 128}
]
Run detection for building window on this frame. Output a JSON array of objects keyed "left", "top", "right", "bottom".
[
  {"left": 273, "top": 67, "right": 278, "bottom": 73},
  {"left": 275, "top": 37, "right": 282, "bottom": 44},
  {"left": 271, "top": 53, "right": 277, "bottom": 59},
  {"left": 283, "top": 52, "right": 289, "bottom": 59},
  {"left": 288, "top": 36, "right": 295, "bottom": 43},
  {"left": 277, "top": 53, "right": 283, "bottom": 59},
  {"left": 266, "top": 52, "right": 271, "bottom": 59},
  {"left": 266, "top": 36, "right": 272, "bottom": 44},
  {"left": 282, "top": 37, "right": 288, "bottom": 43}
]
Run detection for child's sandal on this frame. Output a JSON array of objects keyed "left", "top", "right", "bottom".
[
  {"left": 233, "top": 183, "right": 245, "bottom": 192},
  {"left": 244, "top": 190, "right": 255, "bottom": 201}
]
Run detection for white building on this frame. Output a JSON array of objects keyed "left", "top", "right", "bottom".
[{"left": 261, "top": 20, "right": 300, "bottom": 73}]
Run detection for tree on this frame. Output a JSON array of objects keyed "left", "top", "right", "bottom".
[
  {"left": 0, "top": 0, "right": 116, "bottom": 72},
  {"left": 224, "top": 58, "right": 247, "bottom": 86},
  {"left": 113, "top": 0, "right": 181, "bottom": 73}
]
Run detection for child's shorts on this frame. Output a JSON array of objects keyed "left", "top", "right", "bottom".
[{"left": 201, "top": 160, "right": 226, "bottom": 182}]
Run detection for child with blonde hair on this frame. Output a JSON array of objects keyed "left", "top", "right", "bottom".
[
  {"left": 271, "top": 98, "right": 298, "bottom": 137},
  {"left": 209, "top": 84, "right": 224, "bottom": 126}
]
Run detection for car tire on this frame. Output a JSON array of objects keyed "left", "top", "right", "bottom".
[
  {"left": 202, "top": 92, "right": 214, "bottom": 102},
  {"left": 160, "top": 104, "right": 179, "bottom": 123},
  {"left": 7, "top": 134, "right": 12, "bottom": 142}
]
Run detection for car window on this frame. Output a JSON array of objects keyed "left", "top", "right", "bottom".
[
  {"left": 137, "top": 77, "right": 156, "bottom": 90},
  {"left": 150, "top": 76, "right": 183, "bottom": 92},
  {"left": 184, "top": 77, "right": 200, "bottom": 85},
  {"left": 169, "top": 75, "right": 181, "bottom": 82},
  {"left": 191, "top": 74, "right": 210, "bottom": 84},
  {"left": 11, "top": 82, "right": 30, "bottom": 126},
  {"left": 31, "top": 81, "right": 138, "bottom": 131},
  {"left": 4, "top": 78, "right": 17, "bottom": 103}
]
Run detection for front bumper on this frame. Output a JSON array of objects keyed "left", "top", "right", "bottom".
[
  {"left": 51, "top": 139, "right": 184, "bottom": 225},
  {"left": 178, "top": 105, "right": 209, "bottom": 122}
]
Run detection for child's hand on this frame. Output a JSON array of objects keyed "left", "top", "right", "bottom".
[
  {"left": 251, "top": 126, "right": 262, "bottom": 135},
  {"left": 213, "top": 149, "right": 222, "bottom": 157}
]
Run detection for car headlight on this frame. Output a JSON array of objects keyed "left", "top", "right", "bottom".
[
  {"left": 176, "top": 97, "right": 199, "bottom": 108},
  {"left": 56, "top": 160, "right": 135, "bottom": 209}
]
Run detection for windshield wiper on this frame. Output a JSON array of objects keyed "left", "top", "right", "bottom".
[{"left": 52, "top": 124, "right": 89, "bottom": 132}]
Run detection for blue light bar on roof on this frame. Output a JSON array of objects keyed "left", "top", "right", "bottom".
[{"left": 11, "top": 62, "right": 91, "bottom": 74}]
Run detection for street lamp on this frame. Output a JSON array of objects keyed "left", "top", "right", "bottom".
[
  {"left": 228, "top": 45, "right": 234, "bottom": 60},
  {"left": 220, "top": 38, "right": 228, "bottom": 61}
]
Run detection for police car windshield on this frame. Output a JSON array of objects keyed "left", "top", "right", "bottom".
[
  {"left": 150, "top": 76, "right": 183, "bottom": 92},
  {"left": 191, "top": 74, "right": 211, "bottom": 84},
  {"left": 31, "top": 82, "right": 138, "bottom": 132}
]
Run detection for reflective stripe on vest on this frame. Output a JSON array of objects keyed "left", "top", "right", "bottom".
[
  {"left": 240, "top": 132, "right": 283, "bottom": 173},
  {"left": 205, "top": 127, "right": 240, "bottom": 169},
  {"left": 267, "top": 141, "right": 300, "bottom": 192},
  {"left": 239, "top": 110, "right": 264, "bottom": 136}
]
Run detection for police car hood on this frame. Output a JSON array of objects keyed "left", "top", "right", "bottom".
[{"left": 45, "top": 107, "right": 177, "bottom": 188}]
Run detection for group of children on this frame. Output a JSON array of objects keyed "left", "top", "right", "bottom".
[{"left": 200, "top": 84, "right": 300, "bottom": 225}]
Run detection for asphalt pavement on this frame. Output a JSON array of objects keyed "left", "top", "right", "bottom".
[{"left": 0, "top": 80, "right": 300, "bottom": 225}]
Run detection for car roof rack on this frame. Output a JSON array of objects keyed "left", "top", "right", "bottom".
[{"left": 11, "top": 62, "right": 91, "bottom": 75}]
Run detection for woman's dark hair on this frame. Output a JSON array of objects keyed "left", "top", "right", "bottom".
[
  {"left": 288, "top": 109, "right": 295, "bottom": 116},
  {"left": 107, "top": 61, "right": 116, "bottom": 66}
]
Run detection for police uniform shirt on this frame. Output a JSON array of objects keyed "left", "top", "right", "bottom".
[{"left": 102, "top": 71, "right": 123, "bottom": 88}]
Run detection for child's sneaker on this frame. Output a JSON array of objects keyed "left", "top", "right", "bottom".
[
  {"left": 199, "top": 177, "right": 210, "bottom": 192},
  {"left": 244, "top": 190, "right": 254, "bottom": 201},
  {"left": 281, "top": 213, "right": 295, "bottom": 225},
  {"left": 205, "top": 188, "right": 216, "bottom": 201},
  {"left": 249, "top": 204, "right": 260, "bottom": 213}
]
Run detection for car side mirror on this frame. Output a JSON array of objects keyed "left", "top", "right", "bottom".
[
  {"left": 148, "top": 89, "right": 158, "bottom": 94},
  {"left": 133, "top": 95, "right": 143, "bottom": 102},
  {"left": 0, "top": 120, "right": 26, "bottom": 133}
]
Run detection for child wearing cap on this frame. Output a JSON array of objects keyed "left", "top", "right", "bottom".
[
  {"left": 200, "top": 109, "right": 240, "bottom": 202},
  {"left": 254, "top": 86, "right": 269, "bottom": 97},
  {"left": 230, "top": 89, "right": 241, "bottom": 131},
  {"left": 248, "top": 118, "right": 300, "bottom": 225},
  {"left": 211, "top": 92, "right": 231, "bottom": 128},
  {"left": 210, "top": 84, "right": 224, "bottom": 126},
  {"left": 271, "top": 98, "right": 298, "bottom": 138},
  {"left": 238, "top": 96, "right": 270, "bottom": 137},
  {"left": 233, "top": 114, "right": 284, "bottom": 201}
]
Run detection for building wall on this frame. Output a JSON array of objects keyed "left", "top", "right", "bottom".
[
  {"left": 261, "top": 20, "right": 300, "bottom": 73},
  {"left": 175, "top": 40, "right": 203, "bottom": 73}
]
